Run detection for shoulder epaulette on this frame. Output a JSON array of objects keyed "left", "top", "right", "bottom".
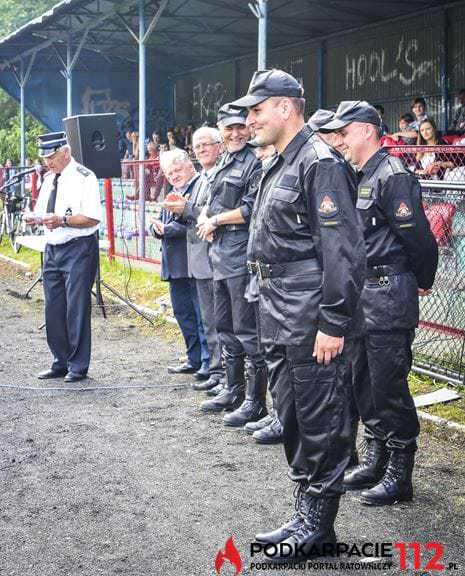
[
  {"left": 76, "top": 165, "right": 91, "bottom": 177},
  {"left": 311, "top": 138, "right": 333, "bottom": 161},
  {"left": 387, "top": 156, "right": 407, "bottom": 175}
]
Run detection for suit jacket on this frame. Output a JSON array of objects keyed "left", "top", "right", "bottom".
[
  {"left": 183, "top": 172, "right": 214, "bottom": 280},
  {"left": 154, "top": 174, "right": 200, "bottom": 281}
]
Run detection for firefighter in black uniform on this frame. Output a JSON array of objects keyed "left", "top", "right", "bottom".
[
  {"left": 197, "top": 104, "right": 267, "bottom": 428},
  {"left": 323, "top": 101, "right": 438, "bottom": 506},
  {"left": 231, "top": 71, "right": 366, "bottom": 560}
]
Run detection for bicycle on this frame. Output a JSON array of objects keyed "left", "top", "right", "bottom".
[{"left": 0, "top": 185, "right": 25, "bottom": 252}]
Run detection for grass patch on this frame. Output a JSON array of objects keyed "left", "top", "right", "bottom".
[
  {"left": 0, "top": 236, "right": 169, "bottom": 309},
  {"left": 409, "top": 372, "right": 465, "bottom": 426}
]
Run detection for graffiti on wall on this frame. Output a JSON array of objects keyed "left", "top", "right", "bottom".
[
  {"left": 192, "top": 81, "right": 227, "bottom": 120},
  {"left": 81, "top": 87, "right": 131, "bottom": 121},
  {"left": 345, "top": 36, "right": 441, "bottom": 92}
]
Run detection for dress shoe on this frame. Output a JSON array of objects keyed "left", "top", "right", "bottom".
[
  {"left": 253, "top": 415, "right": 283, "bottom": 444},
  {"left": 64, "top": 371, "right": 87, "bottom": 383},
  {"left": 167, "top": 362, "right": 199, "bottom": 375},
  {"left": 194, "top": 364, "right": 210, "bottom": 381},
  {"left": 192, "top": 376, "right": 220, "bottom": 391},
  {"left": 244, "top": 413, "right": 273, "bottom": 435},
  {"left": 206, "top": 381, "right": 224, "bottom": 397},
  {"left": 37, "top": 368, "right": 67, "bottom": 379}
]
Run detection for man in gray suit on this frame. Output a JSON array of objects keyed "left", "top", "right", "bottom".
[{"left": 162, "top": 127, "right": 224, "bottom": 391}]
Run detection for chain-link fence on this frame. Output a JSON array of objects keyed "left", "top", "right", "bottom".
[
  {"left": 387, "top": 145, "right": 465, "bottom": 385},
  {"left": 100, "top": 160, "right": 167, "bottom": 262}
]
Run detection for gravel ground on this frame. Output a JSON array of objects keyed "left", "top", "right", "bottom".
[{"left": 0, "top": 261, "right": 464, "bottom": 576}]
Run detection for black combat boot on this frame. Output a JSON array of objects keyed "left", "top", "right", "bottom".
[
  {"left": 347, "top": 418, "right": 360, "bottom": 469},
  {"left": 343, "top": 439, "right": 388, "bottom": 491},
  {"left": 206, "top": 380, "right": 224, "bottom": 397},
  {"left": 253, "top": 413, "right": 283, "bottom": 444},
  {"left": 200, "top": 354, "right": 245, "bottom": 413},
  {"left": 223, "top": 362, "right": 268, "bottom": 427},
  {"left": 244, "top": 413, "right": 273, "bottom": 435},
  {"left": 255, "top": 482, "right": 310, "bottom": 545},
  {"left": 360, "top": 451, "right": 415, "bottom": 506},
  {"left": 274, "top": 496, "right": 340, "bottom": 561}
]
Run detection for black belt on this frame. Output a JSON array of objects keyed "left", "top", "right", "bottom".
[
  {"left": 223, "top": 224, "right": 248, "bottom": 232},
  {"left": 247, "top": 258, "right": 321, "bottom": 280}
]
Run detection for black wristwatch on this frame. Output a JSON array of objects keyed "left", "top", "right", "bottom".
[{"left": 62, "top": 216, "right": 68, "bottom": 227}]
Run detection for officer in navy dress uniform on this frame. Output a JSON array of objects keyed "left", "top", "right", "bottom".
[
  {"left": 231, "top": 70, "right": 366, "bottom": 560},
  {"left": 322, "top": 101, "right": 439, "bottom": 506},
  {"left": 197, "top": 104, "right": 268, "bottom": 428},
  {"left": 31, "top": 132, "right": 101, "bottom": 382}
]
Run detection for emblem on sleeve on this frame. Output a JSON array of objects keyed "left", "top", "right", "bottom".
[
  {"left": 395, "top": 201, "right": 412, "bottom": 220},
  {"left": 318, "top": 194, "right": 339, "bottom": 218}
]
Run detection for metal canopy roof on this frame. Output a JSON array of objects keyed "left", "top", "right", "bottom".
[{"left": 0, "top": 0, "right": 454, "bottom": 75}]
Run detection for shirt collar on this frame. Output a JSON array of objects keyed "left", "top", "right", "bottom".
[
  {"left": 358, "top": 147, "right": 388, "bottom": 180},
  {"left": 61, "top": 158, "right": 77, "bottom": 176},
  {"left": 175, "top": 173, "right": 199, "bottom": 194},
  {"left": 280, "top": 125, "right": 313, "bottom": 165}
]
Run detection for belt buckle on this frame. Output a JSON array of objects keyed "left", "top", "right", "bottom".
[
  {"left": 379, "top": 276, "right": 390, "bottom": 287},
  {"left": 258, "top": 262, "right": 271, "bottom": 280}
]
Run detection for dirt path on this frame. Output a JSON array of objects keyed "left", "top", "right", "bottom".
[{"left": 0, "top": 263, "right": 464, "bottom": 576}]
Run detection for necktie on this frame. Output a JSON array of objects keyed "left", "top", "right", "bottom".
[{"left": 46, "top": 173, "right": 61, "bottom": 213}]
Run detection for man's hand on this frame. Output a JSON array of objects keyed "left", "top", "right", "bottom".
[
  {"left": 313, "top": 331, "right": 344, "bottom": 365},
  {"left": 162, "top": 195, "right": 187, "bottom": 215},
  {"left": 196, "top": 208, "right": 209, "bottom": 226},
  {"left": 42, "top": 213, "right": 63, "bottom": 230},
  {"left": 197, "top": 217, "right": 217, "bottom": 241},
  {"left": 418, "top": 288, "right": 432, "bottom": 296},
  {"left": 150, "top": 218, "right": 165, "bottom": 236}
]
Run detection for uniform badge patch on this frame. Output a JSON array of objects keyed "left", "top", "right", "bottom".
[
  {"left": 395, "top": 200, "right": 412, "bottom": 220},
  {"left": 65, "top": 207, "right": 73, "bottom": 216},
  {"left": 318, "top": 194, "right": 339, "bottom": 218},
  {"left": 358, "top": 186, "right": 373, "bottom": 199}
]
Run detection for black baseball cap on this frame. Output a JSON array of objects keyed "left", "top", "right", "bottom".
[
  {"left": 308, "top": 109, "right": 335, "bottom": 132},
  {"left": 321, "top": 101, "right": 382, "bottom": 132},
  {"left": 38, "top": 131, "right": 67, "bottom": 157},
  {"left": 217, "top": 103, "right": 248, "bottom": 126},
  {"left": 230, "top": 69, "right": 304, "bottom": 109}
]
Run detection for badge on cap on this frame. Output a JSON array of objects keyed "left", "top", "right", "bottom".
[
  {"left": 318, "top": 193, "right": 339, "bottom": 219},
  {"left": 395, "top": 200, "right": 413, "bottom": 220}
]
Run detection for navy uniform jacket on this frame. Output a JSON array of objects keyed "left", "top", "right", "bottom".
[
  {"left": 206, "top": 145, "right": 261, "bottom": 280},
  {"left": 356, "top": 149, "right": 438, "bottom": 330},
  {"left": 154, "top": 174, "right": 200, "bottom": 281},
  {"left": 248, "top": 125, "right": 366, "bottom": 345}
]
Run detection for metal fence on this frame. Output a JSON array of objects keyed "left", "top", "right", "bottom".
[{"left": 387, "top": 145, "right": 465, "bottom": 385}]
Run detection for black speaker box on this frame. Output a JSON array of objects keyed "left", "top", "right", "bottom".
[{"left": 63, "top": 113, "right": 122, "bottom": 179}]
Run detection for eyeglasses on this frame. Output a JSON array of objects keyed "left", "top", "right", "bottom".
[{"left": 193, "top": 142, "right": 221, "bottom": 150}]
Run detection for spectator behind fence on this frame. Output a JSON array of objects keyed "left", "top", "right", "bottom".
[
  {"left": 411, "top": 97, "right": 428, "bottom": 130},
  {"left": 374, "top": 104, "right": 389, "bottom": 134},
  {"left": 450, "top": 89, "right": 465, "bottom": 135},
  {"left": 389, "top": 112, "right": 418, "bottom": 144},
  {"left": 416, "top": 118, "right": 455, "bottom": 179},
  {"left": 145, "top": 142, "right": 166, "bottom": 201},
  {"left": 150, "top": 149, "right": 210, "bottom": 378}
]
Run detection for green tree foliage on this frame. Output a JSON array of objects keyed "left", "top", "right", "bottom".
[{"left": 0, "top": 0, "right": 56, "bottom": 164}]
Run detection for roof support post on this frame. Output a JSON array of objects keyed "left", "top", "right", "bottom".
[
  {"left": 441, "top": 8, "right": 449, "bottom": 132},
  {"left": 249, "top": 0, "right": 268, "bottom": 69},
  {"left": 138, "top": 0, "right": 147, "bottom": 257},
  {"left": 11, "top": 52, "right": 36, "bottom": 169},
  {"left": 67, "top": 36, "right": 73, "bottom": 117}
]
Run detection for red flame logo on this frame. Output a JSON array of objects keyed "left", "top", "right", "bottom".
[{"left": 215, "top": 536, "right": 242, "bottom": 575}]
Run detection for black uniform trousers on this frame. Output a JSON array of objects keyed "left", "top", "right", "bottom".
[
  {"left": 266, "top": 343, "right": 351, "bottom": 498},
  {"left": 195, "top": 278, "right": 223, "bottom": 378},
  {"left": 351, "top": 329, "right": 419, "bottom": 452},
  {"left": 213, "top": 274, "right": 263, "bottom": 365},
  {"left": 43, "top": 234, "right": 98, "bottom": 375}
]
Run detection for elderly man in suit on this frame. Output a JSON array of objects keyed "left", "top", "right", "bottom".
[
  {"left": 150, "top": 149, "right": 209, "bottom": 378},
  {"left": 162, "top": 127, "right": 225, "bottom": 391}
]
